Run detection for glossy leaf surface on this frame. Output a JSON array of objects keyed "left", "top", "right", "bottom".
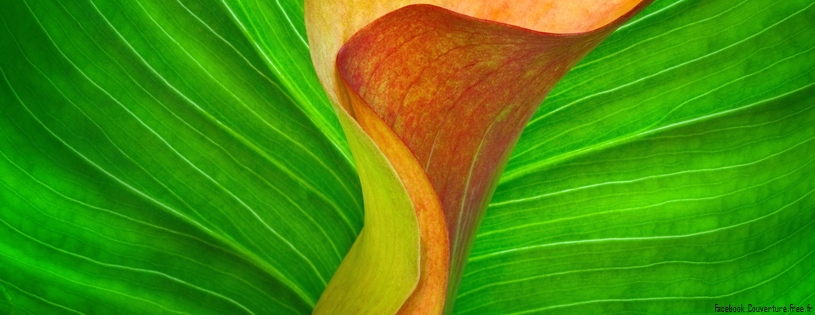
[
  {"left": 461, "top": 0, "right": 815, "bottom": 313},
  {"left": 1, "top": 0, "right": 359, "bottom": 313},
  {"left": 0, "top": 0, "right": 813, "bottom": 314}
]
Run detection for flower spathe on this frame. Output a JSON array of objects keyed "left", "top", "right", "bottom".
[{"left": 305, "top": 1, "right": 653, "bottom": 314}]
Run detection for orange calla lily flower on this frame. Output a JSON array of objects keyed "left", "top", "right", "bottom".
[{"left": 305, "top": 1, "right": 653, "bottom": 314}]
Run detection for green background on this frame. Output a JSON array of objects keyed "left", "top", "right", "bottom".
[{"left": 1, "top": 0, "right": 813, "bottom": 314}]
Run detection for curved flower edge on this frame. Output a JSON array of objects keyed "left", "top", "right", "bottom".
[
  {"left": 311, "top": 106, "right": 422, "bottom": 315},
  {"left": 340, "top": 76, "right": 451, "bottom": 315},
  {"left": 313, "top": 2, "right": 652, "bottom": 314}
]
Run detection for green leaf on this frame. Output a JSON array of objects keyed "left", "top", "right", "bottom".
[
  {"left": 1, "top": 0, "right": 814, "bottom": 314},
  {"left": 457, "top": 0, "right": 815, "bottom": 313},
  {"left": 0, "top": 0, "right": 360, "bottom": 313},
  {"left": 216, "top": 0, "right": 350, "bottom": 157}
]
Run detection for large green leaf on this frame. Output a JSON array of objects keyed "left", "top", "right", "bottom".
[
  {"left": 0, "top": 0, "right": 361, "bottom": 313},
  {"left": 458, "top": 0, "right": 815, "bottom": 313},
  {"left": 1, "top": 0, "right": 813, "bottom": 314}
]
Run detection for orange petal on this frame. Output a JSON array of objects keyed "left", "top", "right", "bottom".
[
  {"left": 306, "top": 0, "right": 646, "bottom": 113},
  {"left": 345, "top": 85, "right": 450, "bottom": 315},
  {"left": 307, "top": 1, "right": 651, "bottom": 314}
]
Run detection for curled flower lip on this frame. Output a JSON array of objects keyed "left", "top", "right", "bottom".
[
  {"left": 307, "top": 0, "right": 651, "bottom": 113},
  {"left": 307, "top": 1, "right": 652, "bottom": 314}
]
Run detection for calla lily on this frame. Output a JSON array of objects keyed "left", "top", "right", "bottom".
[
  {"left": 1, "top": 0, "right": 814, "bottom": 314},
  {"left": 305, "top": 1, "right": 652, "bottom": 314}
]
